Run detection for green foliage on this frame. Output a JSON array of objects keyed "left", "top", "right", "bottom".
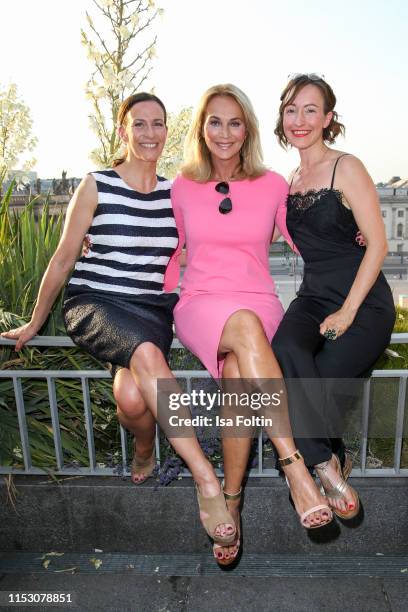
[
  {"left": 0, "top": 344, "right": 120, "bottom": 469},
  {"left": 0, "top": 186, "right": 65, "bottom": 334},
  {"left": 157, "top": 107, "right": 193, "bottom": 179},
  {"left": 364, "top": 306, "right": 408, "bottom": 469},
  {"left": 393, "top": 305, "right": 408, "bottom": 333},
  {"left": 375, "top": 307, "right": 408, "bottom": 370},
  {"left": 0, "top": 189, "right": 121, "bottom": 470}
]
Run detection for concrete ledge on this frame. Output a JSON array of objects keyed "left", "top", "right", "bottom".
[{"left": 1, "top": 477, "right": 407, "bottom": 554}]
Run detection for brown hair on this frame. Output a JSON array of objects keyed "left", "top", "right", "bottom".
[
  {"left": 181, "top": 83, "right": 267, "bottom": 182},
  {"left": 274, "top": 75, "right": 345, "bottom": 148},
  {"left": 112, "top": 92, "right": 167, "bottom": 167}
]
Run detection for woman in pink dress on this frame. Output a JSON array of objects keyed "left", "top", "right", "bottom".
[{"left": 165, "top": 84, "right": 333, "bottom": 565}]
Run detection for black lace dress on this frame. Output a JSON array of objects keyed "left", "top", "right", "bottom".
[{"left": 272, "top": 156, "right": 395, "bottom": 466}]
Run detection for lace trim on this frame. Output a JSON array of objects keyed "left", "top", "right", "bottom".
[{"left": 288, "top": 188, "right": 346, "bottom": 212}]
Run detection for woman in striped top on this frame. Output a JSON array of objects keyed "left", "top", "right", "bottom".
[{"left": 2, "top": 93, "right": 237, "bottom": 548}]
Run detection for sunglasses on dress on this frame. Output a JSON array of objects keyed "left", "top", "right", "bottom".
[{"left": 215, "top": 182, "right": 232, "bottom": 214}]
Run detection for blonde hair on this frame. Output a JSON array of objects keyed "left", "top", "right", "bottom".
[{"left": 181, "top": 84, "right": 267, "bottom": 182}]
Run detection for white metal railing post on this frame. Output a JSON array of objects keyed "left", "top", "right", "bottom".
[
  {"left": 394, "top": 377, "right": 407, "bottom": 474},
  {"left": 12, "top": 378, "right": 32, "bottom": 471}
]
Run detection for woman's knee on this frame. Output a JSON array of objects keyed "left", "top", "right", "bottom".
[
  {"left": 222, "top": 309, "right": 266, "bottom": 350},
  {"left": 130, "top": 342, "right": 166, "bottom": 375},
  {"left": 113, "top": 368, "right": 146, "bottom": 419}
]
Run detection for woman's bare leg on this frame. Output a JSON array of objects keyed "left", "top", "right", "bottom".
[
  {"left": 129, "top": 342, "right": 234, "bottom": 538},
  {"left": 113, "top": 368, "right": 156, "bottom": 483},
  {"left": 218, "top": 310, "right": 330, "bottom": 527},
  {"left": 214, "top": 352, "right": 251, "bottom": 561}
]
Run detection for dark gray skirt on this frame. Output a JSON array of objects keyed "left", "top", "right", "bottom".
[{"left": 62, "top": 285, "right": 178, "bottom": 372}]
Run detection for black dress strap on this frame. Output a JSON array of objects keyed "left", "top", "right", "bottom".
[{"left": 330, "top": 154, "right": 350, "bottom": 189}]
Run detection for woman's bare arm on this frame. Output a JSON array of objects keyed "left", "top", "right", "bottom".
[
  {"left": 320, "top": 156, "right": 388, "bottom": 337},
  {"left": 1, "top": 175, "right": 98, "bottom": 349}
]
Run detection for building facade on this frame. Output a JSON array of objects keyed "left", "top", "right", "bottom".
[
  {"left": 6, "top": 174, "right": 408, "bottom": 253},
  {"left": 379, "top": 185, "right": 408, "bottom": 253}
]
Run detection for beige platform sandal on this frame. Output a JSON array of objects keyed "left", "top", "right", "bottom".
[
  {"left": 279, "top": 450, "right": 333, "bottom": 529},
  {"left": 196, "top": 484, "right": 237, "bottom": 545},
  {"left": 315, "top": 453, "right": 360, "bottom": 520},
  {"left": 213, "top": 482, "right": 242, "bottom": 567},
  {"left": 130, "top": 440, "right": 156, "bottom": 485}
]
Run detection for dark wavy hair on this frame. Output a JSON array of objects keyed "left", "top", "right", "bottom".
[
  {"left": 274, "top": 75, "right": 345, "bottom": 148},
  {"left": 113, "top": 92, "right": 167, "bottom": 167}
]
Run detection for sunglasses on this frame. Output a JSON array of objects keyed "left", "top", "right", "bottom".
[
  {"left": 287, "top": 73, "right": 325, "bottom": 81},
  {"left": 215, "top": 181, "right": 232, "bottom": 214}
]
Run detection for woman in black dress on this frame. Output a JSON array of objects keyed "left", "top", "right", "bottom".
[{"left": 272, "top": 74, "right": 395, "bottom": 519}]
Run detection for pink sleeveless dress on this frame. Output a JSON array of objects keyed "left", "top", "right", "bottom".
[{"left": 164, "top": 171, "right": 293, "bottom": 378}]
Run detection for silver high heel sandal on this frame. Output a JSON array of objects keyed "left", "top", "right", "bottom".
[{"left": 315, "top": 454, "right": 360, "bottom": 520}]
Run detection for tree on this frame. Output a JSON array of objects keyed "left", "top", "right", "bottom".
[
  {"left": 157, "top": 107, "right": 193, "bottom": 179},
  {"left": 0, "top": 83, "right": 37, "bottom": 189},
  {"left": 81, "top": 0, "right": 163, "bottom": 167}
]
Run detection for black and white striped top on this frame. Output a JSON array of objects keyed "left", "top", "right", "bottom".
[{"left": 68, "top": 169, "right": 178, "bottom": 295}]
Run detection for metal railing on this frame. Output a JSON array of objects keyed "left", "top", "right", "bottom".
[{"left": 1, "top": 334, "right": 408, "bottom": 478}]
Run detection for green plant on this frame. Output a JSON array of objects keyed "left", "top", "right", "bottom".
[
  {"left": 345, "top": 307, "right": 408, "bottom": 470},
  {"left": 0, "top": 188, "right": 121, "bottom": 470},
  {"left": 0, "top": 184, "right": 65, "bottom": 334}
]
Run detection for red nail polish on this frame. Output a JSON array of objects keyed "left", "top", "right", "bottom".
[{"left": 349, "top": 503, "right": 354, "bottom": 509}]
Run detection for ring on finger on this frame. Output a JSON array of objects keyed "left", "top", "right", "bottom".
[{"left": 323, "top": 328, "right": 337, "bottom": 340}]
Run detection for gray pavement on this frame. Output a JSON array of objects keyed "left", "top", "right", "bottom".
[
  {"left": 1, "top": 553, "right": 407, "bottom": 612},
  {"left": 0, "top": 573, "right": 407, "bottom": 611}
]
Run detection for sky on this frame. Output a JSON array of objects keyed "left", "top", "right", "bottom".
[{"left": 1, "top": 0, "right": 407, "bottom": 183}]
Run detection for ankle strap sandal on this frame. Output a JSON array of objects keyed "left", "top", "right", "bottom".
[
  {"left": 221, "top": 480, "right": 242, "bottom": 501},
  {"left": 279, "top": 450, "right": 333, "bottom": 530},
  {"left": 278, "top": 449, "right": 303, "bottom": 467},
  {"left": 212, "top": 481, "right": 242, "bottom": 567},
  {"left": 315, "top": 453, "right": 360, "bottom": 520}
]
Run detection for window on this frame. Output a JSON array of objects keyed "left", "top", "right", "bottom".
[
  {"left": 398, "top": 210, "right": 404, "bottom": 217},
  {"left": 397, "top": 223, "right": 404, "bottom": 238},
  {"left": 382, "top": 211, "right": 387, "bottom": 218}
]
